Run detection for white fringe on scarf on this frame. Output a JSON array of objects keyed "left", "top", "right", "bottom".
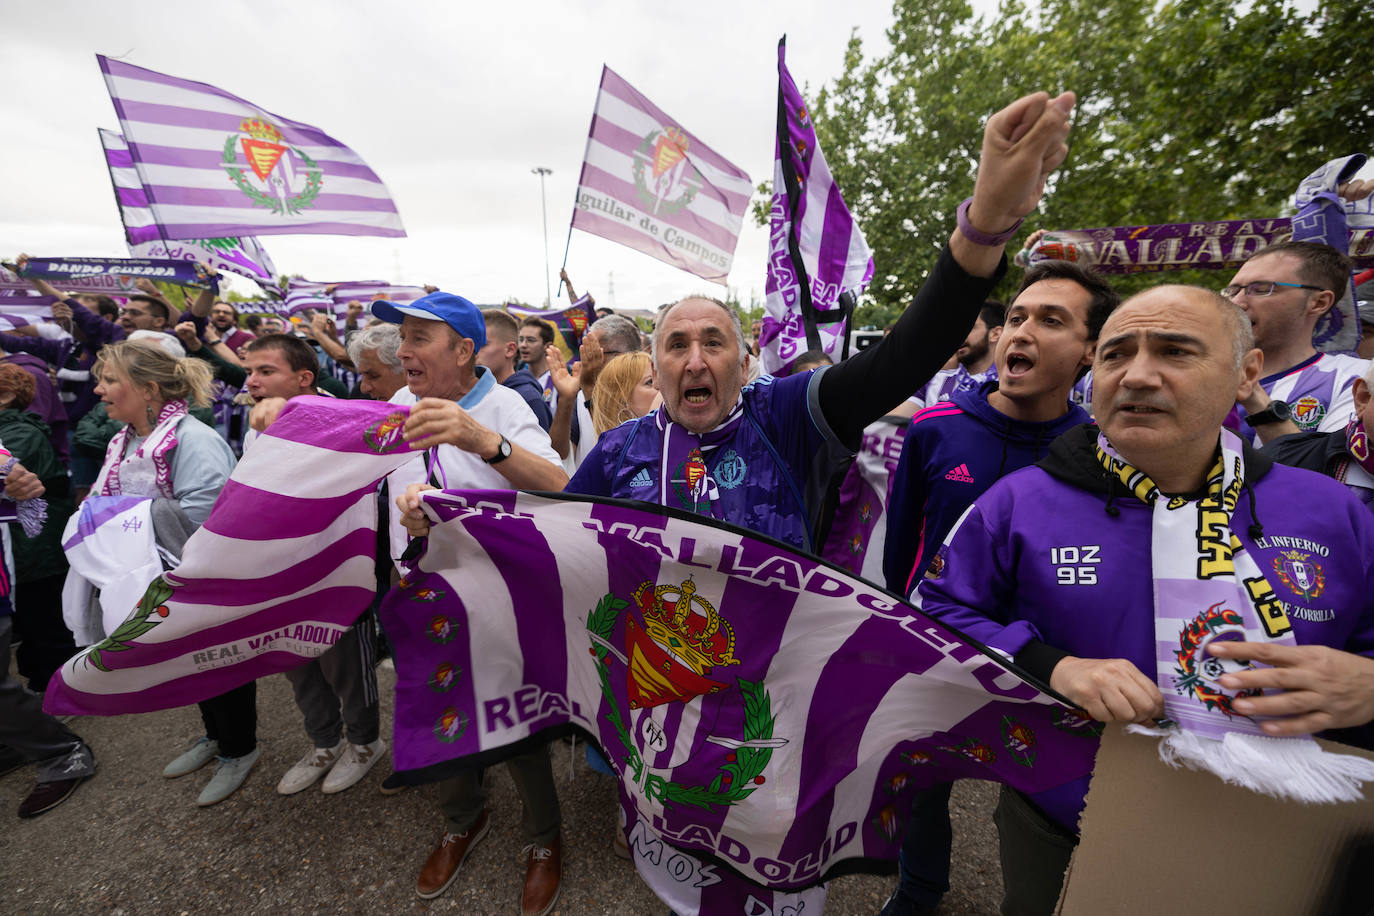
[{"left": 1127, "top": 723, "right": 1374, "bottom": 804}]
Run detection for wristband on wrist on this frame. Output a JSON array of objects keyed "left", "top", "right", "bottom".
[{"left": 956, "top": 196, "right": 1023, "bottom": 247}]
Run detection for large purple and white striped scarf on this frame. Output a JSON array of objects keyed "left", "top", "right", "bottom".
[{"left": 1097, "top": 430, "right": 1374, "bottom": 801}]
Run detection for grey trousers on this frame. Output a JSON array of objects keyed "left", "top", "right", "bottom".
[
  {"left": 0, "top": 616, "right": 95, "bottom": 781},
  {"left": 994, "top": 786, "right": 1079, "bottom": 916},
  {"left": 284, "top": 618, "right": 380, "bottom": 747},
  {"left": 438, "top": 744, "right": 561, "bottom": 845}
]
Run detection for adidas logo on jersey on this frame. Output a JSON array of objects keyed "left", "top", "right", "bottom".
[
  {"left": 629, "top": 468, "right": 653, "bottom": 489},
  {"left": 944, "top": 463, "right": 975, "bottom": 483}
]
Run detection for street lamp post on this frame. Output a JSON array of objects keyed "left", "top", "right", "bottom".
[{"left": 531, "top": 166, "right": 553, "bottom": 307}]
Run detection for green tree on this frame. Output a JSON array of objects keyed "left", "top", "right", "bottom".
[{"left": 772, "top": 0, "right": 1371, "bottom": 320}]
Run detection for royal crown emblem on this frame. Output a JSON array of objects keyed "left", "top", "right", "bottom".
[
  {"left": 586, "top": 582, "right": 785, "bottom": 814},
  {"left": 624, "top": 577, "right": 739, "bottom": 710},
  {"left": 223, "top": 116, "right": 323, "bottom": 216}
]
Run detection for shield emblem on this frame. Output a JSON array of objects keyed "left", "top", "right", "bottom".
[{"left": 1286, "top": 558, "right": 1313, "bottom": 592}]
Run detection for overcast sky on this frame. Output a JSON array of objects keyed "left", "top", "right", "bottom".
[{"left": 2, "top": 0, "right": 919, "bottom": 308}]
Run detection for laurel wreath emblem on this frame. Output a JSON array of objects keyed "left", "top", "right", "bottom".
[
  {"left": 222, "top": 137, "right": 324, "bottom": 215},
  {"left": 586, "top": 593, "right": 776, "bottom": 810},
  {"left": 85, "top": 575, "right": 175, "bottom": 672}
]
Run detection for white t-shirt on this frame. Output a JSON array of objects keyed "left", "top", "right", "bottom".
[
  {"left": 539, "top": 369, "right": 598, "bottom": 475},
  {"left": 386, "top": 368, "right": 562, "bottom": 560}
]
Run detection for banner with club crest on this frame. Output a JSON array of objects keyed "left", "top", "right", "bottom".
[
  {"left": 41, "top": 396, "right": 1098, "bottom": 898},
  {"left": 98, "top": 128, "right": 279, "bottom": 284},
  {"left": 383, "top": 489, "right": 1098, "bottom": 894},
  {"left": 98, "top": 54, "right": 404, "bottom": 239},
  {"left": 570, "top": 66, "right": 752, "bottom": 284}
]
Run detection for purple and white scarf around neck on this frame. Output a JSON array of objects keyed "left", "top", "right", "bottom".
[
  {"left": 1096, "top": 429, "right": 1374, "bottom": 802},
  {"left": 655, "top": 398, "right": 745, "bottom": 518},
  {"left": 94, "top": 399, "right": 189, "bottom": 499}
]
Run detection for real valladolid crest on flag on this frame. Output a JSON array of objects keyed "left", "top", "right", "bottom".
[
  {"left": 761, "top": 37, "right": 874, "bottom": 375},
  {"left": 507, "top": 295, "right": 596, "bottom": 344},
  {"left": 98, "top": 128, "right": 278, "bottom": 284},
  {"left": 570, "top": 66, "right": 752, "bottom": 285},
  {"left": 383, "top": 488, "right": 1099, "bottom": 900},
  {"left": 97, "top": 55, "right": 405, "bottom": 239}
]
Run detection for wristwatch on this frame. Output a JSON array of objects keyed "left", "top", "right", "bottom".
[
  {"left": 1245, "top": 399, "right": 1292, "bottom": 427},
  {"left": 484, "top": 435, "right": 512, "bottom": 465}
]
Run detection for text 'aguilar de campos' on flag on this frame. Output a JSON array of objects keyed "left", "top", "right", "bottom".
[
  {"left": 571, "top": 66, "right": 752, "bottom": 285},
  {"left": 99, "top": 128, "right": 278, "bottom": 284},
  {"left": 97, "top": 54, "right": 405, "bottom": 240},
  {"left": 761, "top": 38, "right": 874, "bottom": 374}
]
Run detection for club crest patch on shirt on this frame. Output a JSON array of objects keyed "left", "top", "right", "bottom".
[
  {"left": 715, "top": 448, "right": 747, "bottom": 490},
  {"left": 1270, "top": 549, "right": 1326, "bottom": 601},
  {"left": 925, "top": 544, "right": 948, "bottom": 580},
  {"left": 1291, "top": 395, "right": 1326, "bottom": 429}
]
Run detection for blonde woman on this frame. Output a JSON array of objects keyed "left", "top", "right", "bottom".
[
  {"left": 75, "top": 339, "right": 250, "bottom": 806},
  {"left": 591, "top": 351, "right": 659, "bottom": 437}
]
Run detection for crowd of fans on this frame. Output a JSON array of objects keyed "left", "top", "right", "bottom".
[{"left": 3, "top": 89, "right": 1373, "bottom": 916}]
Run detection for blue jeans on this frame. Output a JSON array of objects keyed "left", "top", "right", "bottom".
[{"left": 879, "top": 782, "right": 953, "bottom": 915}]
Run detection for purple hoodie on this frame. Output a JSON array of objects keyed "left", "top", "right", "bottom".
[{"left": 917, "top": 424, "right": 1374, "bottom": 832}]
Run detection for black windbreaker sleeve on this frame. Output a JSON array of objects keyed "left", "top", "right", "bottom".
[{"left": 818, "top": 245, "right": 1005, "bottom": 450}]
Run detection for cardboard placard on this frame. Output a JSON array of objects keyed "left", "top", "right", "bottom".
[{"left": 1058, "top": 728, "right": 1374, "bottom": 916}]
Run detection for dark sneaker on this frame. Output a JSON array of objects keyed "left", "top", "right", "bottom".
[{"left": 18, "top": 775, "right": 89, "bottom": 818}]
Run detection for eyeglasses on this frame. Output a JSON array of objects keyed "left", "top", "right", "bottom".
[{"left": 1220, "top": 280, "right": 1324, "bottom": 300}]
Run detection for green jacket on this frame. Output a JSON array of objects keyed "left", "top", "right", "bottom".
[{"left": 0, "top": 408, "right": 73, "bottom": 582}]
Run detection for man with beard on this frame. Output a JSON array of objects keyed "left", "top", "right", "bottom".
[
  {"left": 208, "top": 301, "right": 256, "bottom": 352},
  {"left": 910, "top": 301, "right": 1005, "bottom": 407}
]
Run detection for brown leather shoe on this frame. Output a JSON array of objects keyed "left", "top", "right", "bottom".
[
  {"left": 520, "top": 835, "right": 562, "bottom": 916},
  {"left": 415, "top": 809, "right": 490, "bottom": 899}
]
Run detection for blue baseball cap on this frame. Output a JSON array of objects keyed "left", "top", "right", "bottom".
[{"left": 371, "top": 292, "right": 486, "bottom": 350}]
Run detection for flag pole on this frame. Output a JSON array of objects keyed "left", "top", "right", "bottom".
[{"left": 559, "top": 66, "right": 607, "bottom": 300}]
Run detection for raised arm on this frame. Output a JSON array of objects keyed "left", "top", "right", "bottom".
[{"left": 819, "top": 91, "right": 1076, "bottom": 448}]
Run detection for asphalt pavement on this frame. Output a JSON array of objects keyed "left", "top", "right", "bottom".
[{"left": 3, "top": 664, "right": 1004, "bottom": 915}]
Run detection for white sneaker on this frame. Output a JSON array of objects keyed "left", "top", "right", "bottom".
[
  {"left": 322, "top": 738, "right": 387, "bottom": 794},
  {"left": 276, "top": 739, "right": 346, "bottom": 795}
]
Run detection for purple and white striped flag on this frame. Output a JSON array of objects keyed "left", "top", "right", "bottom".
[
  {"left": 283, "top": 279, "right": 427, "bottom": 331},
  {"left": 40, "top": 395, "right": 1097, "bottom": 906},
  {"left": 571, "top": 66, "right": 752, "bottom": 285},
  {"left": 43, "top": 397, "right": 416, "bottom": 715},
  {"left": 761, "top": 38, "right": 874, "bottom": 375},
  {"left": 98, "top": 55, "right": 405, "bottom": 240},
  {"left": 101, "top": 127, "right": 279, "bottom": 284},
  {"left": 382, "top": 488, "right": 1096, "bottom": 904}
]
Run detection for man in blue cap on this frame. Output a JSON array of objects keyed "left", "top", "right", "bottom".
[{"left": 372, "top": 291, "right": 569, "bottom": 915}]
